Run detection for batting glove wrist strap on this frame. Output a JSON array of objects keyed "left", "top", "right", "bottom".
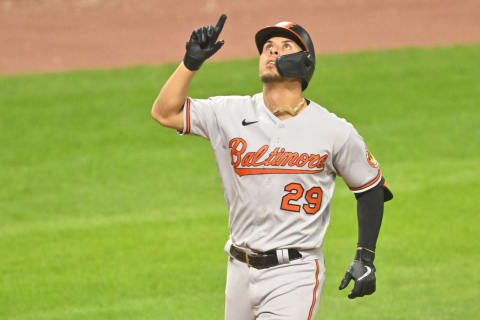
[
  {"left": 355, "top": 247, "right": 375, "bottom": 265},
  {"left": 338, "top": 248, "right": 377, "bottom": 299},
  {"left": 183, "top": 14, "right": 227, "bottom": 71}
]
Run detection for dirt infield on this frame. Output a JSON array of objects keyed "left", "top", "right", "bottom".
[{"left": 1, "top": 0, "right": 479, "bottom": 74}]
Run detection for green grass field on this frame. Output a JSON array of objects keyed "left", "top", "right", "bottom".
[{"left": 1, "top": 45, "right": 479, "bottom": 319}]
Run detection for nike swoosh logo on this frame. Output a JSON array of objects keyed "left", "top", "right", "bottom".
[
  {"left": 242, "top": 119, "right": 258, "bottom": 126},
  {"left": 358, "top": 266, "right": 372, "bottom": 281}
]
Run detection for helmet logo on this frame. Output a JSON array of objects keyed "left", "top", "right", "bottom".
[
  {"left": 305, "top": 53, "right": 312, "bottom": 66},
  {"left": 275, "top": 21, "right": 295, "bottom": 28}
]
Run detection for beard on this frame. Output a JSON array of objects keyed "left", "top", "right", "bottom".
[
  {"left": 260, "top": 72, "right": 284, "bottom": 84},
  {"left": 260, "top": 72, "right": 301, "bottom": 88}
]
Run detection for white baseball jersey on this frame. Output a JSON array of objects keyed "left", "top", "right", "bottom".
[{"left": 179, "top": 92, "right": 382, "bottom": 253}]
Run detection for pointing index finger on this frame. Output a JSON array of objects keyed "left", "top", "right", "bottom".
[{"left": 214, "top": 14, "right": 227, "bottom": 36}]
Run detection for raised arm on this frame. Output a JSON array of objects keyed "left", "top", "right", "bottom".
[
  {"left": 151, "top": 14, "right": 227, "bottom": 131},
  {"left": 151, "top": 63, "right": 195, "bottom": 131}
]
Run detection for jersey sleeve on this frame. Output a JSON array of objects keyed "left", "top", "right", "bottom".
[
  {"left": 177, "top": 96, "right": 221, "bottom": 140},
  {"left": 333, "top": 126, "right": 382, "bottom": 194}
]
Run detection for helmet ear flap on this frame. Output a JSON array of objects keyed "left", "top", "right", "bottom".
[{"left": 276, "top": 51, "right": 315, "bottom": 91}]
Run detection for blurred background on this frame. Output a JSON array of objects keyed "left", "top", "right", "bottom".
[{"left": 1, "top": 0, "right": 479, "bottom": 74}]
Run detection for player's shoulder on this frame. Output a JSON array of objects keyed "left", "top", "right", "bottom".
[
  {"left": 204, "top": 94, "right": 262, "bottom": 116},
  {"left": 308, "top": 100, "right": 355, "bottom": 130},
  {"left": 308, "top": 101, "right": 368, "bottom": 151},
  {"left": 208, "top": 94, "right": 258, "bottom": 105}
]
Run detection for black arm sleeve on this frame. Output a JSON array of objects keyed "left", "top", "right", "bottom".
[{"left": 354, "top": 181, "right": 386, "bottom": 251}]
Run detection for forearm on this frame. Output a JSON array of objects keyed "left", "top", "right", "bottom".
[
  {"left": 151, "top": 15, "right": 226, "bottom": 130},
  {"left": 340, "top": 179, "right": 392, "bottom": 298},
  {"left": 151, "top": 62, "right": 196, "bottom": 129},
  {"left": 356, "top": 185, "right": 384, "bottom": 251}
]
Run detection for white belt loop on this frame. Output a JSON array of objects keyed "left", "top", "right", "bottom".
[{"left": 276, "top": 249, "right": 290, "bottom": 264}]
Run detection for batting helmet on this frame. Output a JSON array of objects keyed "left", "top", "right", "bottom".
[{"left": 255, "top": 21, "right": 315, "bottom": 90}]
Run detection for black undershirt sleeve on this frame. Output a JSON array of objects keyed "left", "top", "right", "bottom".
[{"left": 354, "top": 182, "right": 386, "bottom": 251}]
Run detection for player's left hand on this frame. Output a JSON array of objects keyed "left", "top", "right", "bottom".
[
  {"left": 338, "top": 248, "right": 376, "bottom": 299},
  {"left": 183, "top": 14, "right": 227, "bottom": 71}
]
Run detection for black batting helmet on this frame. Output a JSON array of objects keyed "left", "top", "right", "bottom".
[{"left": 255, "top": 21, "right": 315, "bottom": 90}]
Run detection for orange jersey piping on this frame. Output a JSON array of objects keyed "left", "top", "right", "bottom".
[
  {"left": 185, "top": 98, "right": 191, "bottom": 134},
  {"left": 308, "top": 259, "right": 320, "bottom": 320},
  {"left": 349, "top": 170, "right": 381, "bottom": 192}
]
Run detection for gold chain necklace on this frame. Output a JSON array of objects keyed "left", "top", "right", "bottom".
[{"left": 272, "top": 98, "right": 306, "bottom": 116}]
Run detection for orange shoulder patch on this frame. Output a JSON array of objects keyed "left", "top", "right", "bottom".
[{"left": 366, "top": 149, "right": 379, "bottom": 168}]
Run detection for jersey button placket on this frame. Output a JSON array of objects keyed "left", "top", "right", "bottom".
[
  {"left": 269, "top": 126, "right": 281, "bottom": 148},
  {"left": 276, "top": 123, "right": 285, "bottom": 143}
]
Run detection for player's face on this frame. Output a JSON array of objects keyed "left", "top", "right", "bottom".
[{"left": 259, "top": 37, "right": 302, "bottom": 83}]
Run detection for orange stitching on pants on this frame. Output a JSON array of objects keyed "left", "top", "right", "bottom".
[{"left": 307, "top": 259, "right": 320, "bottom": 320}]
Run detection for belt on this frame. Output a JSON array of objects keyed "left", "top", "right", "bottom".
[{"left": 230, "top": 245, "right": 302, "bottom": 269}]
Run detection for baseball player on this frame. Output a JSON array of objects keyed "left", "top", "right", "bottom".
[{"left": 151, "top": 14, "right": 393, "bottom": 320}]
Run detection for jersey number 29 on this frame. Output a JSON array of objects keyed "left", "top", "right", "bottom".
[{"left": 281, "top": 183, "right": 323, "bottom": 214}]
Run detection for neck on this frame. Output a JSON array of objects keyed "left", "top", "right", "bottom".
[{"left": 262, "top": 81, "right": 305, "bottom": 119}]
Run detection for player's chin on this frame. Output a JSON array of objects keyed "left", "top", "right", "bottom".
[{"left": 260, "top": 72, "right": 283, "bottom": 84}]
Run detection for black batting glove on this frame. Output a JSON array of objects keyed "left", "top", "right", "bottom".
[
  {"left": 338, "top": 248, "right": 376, "bottom": 299},
  {"left": 183, "top": 14, "right": 227, "bottom": 71}
]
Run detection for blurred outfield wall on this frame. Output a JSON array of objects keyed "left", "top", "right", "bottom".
[{"left": 1, "top": 0, "right": 479, "bottom": 74}]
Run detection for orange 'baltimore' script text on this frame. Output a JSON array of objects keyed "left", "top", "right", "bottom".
[{"left": 228, "top": 137, "right": 328, "bottom": 176}]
